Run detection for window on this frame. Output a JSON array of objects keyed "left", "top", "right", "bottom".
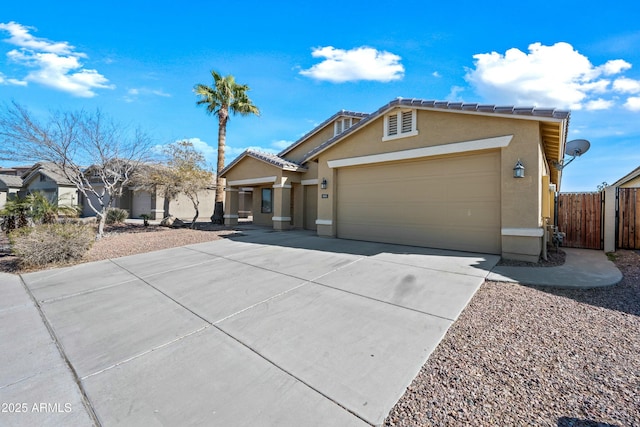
[
  {"left": 334, "top": 117, "right": 353, "bottom": 136},
  {"left": 383, "top": 109, "right": 418, "bottom": 141},
  {"left": 39, "top": 173, "right": 47, "bottom": 182},
  {"left": 261, "top": 188, "right": 273, "bottom": 213}
]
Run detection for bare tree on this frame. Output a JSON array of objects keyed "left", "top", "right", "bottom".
[
  {"left": 133, "top": 140, "right": 214, "bottom": 228},
  {"left": 0, "top": 101, "right": 152, "bottom": 238}
]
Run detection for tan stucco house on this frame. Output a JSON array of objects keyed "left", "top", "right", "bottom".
[
  {"left": 20, "top": 162, "right": 79, "bottom": 207},
  {"left": 0, "top": 174, "right": 23, "bottom": 210},
  {"left": 221, "top": 98, "right": 570, "bottom": 261},
  {"left": 1, "top": 162, "right": 214, "bottom": 222},
  {"left": 80, "top": 163, "right": 216, "bottom": 221},
  {"left": 610, "top": 165, "right": 640, "bottom": 189}
]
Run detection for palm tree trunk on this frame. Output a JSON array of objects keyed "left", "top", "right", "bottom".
[{"left": 211, "top": 110, "right": 227, "bottom": 224}]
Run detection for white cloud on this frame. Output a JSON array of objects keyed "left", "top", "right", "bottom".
[
  {"left": 597, "top": 59, "right": 632, "bottom": 75},
  {"left": 124, "top": 87, "right": 171, "bottom": 102},
  {"left": 585, "top": 98, "right": 614, "bottom": 110},
  {"left": 447, "top": 85, "right": 465, "bottom": 101},
  {"left": 182, "top": 138, "right": 216, "bottom": 167},
  {"left": 271, "top": 139, "right": 293, "bottom": 150},
  {"left": 432, "top": 71, "right": 441, "bottom": 78},
  {"left": 299, "top": 46, "right": 404, "bottom": 83},
  {"left": 613, "top": 77, "right": 640, "bottom": 94},
  {"left": 624, "top": 97, "right": 640, "bottom": 111},
  {"left": 0, "top": 21, "right": 113, "bottom": 97},
  {"left": 0, "top": 21, "right": 74, "bottom": 54},
  {"left": 128, "top": 88, "right": 171, "bottom": 97},
  {"left": 0, "top": 70, "right": 26, "bottom": 86},
  {"left": 465, "top": 42, "right": 633, "bottom": 110}
]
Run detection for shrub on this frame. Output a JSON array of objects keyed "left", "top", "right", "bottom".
[
  {"left": 9, "top": 223, "right": 94, "bottom": 268},
  {"left": 28, "top": 192, "right": 80, "bottom": 224},
  {"left": 0, "top": 196, "right": 30, "bottom": 232},
  {"left": 105, "top": 208, "right": 129, "bottom": 224}
]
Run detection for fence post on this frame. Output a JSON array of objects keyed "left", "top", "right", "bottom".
[{"left": 603, "top": 186, "right": 617, "bottom": 252}]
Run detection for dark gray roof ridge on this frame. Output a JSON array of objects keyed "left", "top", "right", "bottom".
[
  {"left": 301, "top": 98, "right": 571, "bottom": 162},
  {"left": 247, "top": 149, "right": 306, "bottom": 170},
  {"left": 277, "top": 109, "right": 369, "bottom": 157},
  {"left": 21, "top": 161, "right": 75, "bottom": 186},
  {"left": 220, "top": 148, "right": 307, "bottom": 175}
]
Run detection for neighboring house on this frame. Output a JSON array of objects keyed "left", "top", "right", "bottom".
[
  {"left": 0, "top": 174, "right": 23, "bottom": 210},
  {"left": 610, "top": 165, "right": 640, "bottom": 188},
  {"left": 221, "top": 98, "right": 571, "bottom": 262},
  {"left": 1, "top": 162, "right": 214, "bottom": 222},
  {"left": 20, "top": 162, "right": 79, "bottom": 207},
  {"left": 80, "top": 164, "right": 216, "bottom": 221},
  {"left": 603, "top": 165, "right": 640, "bottom": 252}
]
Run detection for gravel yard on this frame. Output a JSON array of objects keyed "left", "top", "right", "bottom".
[
  {"left": 0, "top": 222, "right": 236, "bottom": 272},
  {"left": 1, "top": 224, "right": 638, "bottom": 426},
  {"left": 385, "top": 250, "right": 640, "bottom": 427}
]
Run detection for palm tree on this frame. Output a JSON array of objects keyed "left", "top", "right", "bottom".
[{"left": 194, "top": 70, "right": 260, "bottom": 223}]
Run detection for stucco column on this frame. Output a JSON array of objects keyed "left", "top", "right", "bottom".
[
  {"left": 150, "top": 192, "right": 165, "bottom": 220},
  {"left": 272, "top": 180, "right": 292, "bottom": 231},
  {"left": 316, "top": 163, "right": 336, "bottom": 237},
  {"left": 603, "top": 186, "right": 616, "bottom": 253},
  {"left": 224, "top": 187, "right": 239, "bottom": 226}
]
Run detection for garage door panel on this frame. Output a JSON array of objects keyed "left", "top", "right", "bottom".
[
  {"left": 447, "top": 175, "right": 501, "bottom": 200},
  {"left": 336, "top": 152, "right": 501, "bottom": 254},
  {"left": 339, "top": 222, "right": 499, "bottom": 254}
]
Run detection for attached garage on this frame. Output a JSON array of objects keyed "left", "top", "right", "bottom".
[
  {"left": 222, "top": 98, "right": 571, "bottom": 261},
  {"left": 336, "top": 151, "right": 502, "bottom": 254}
]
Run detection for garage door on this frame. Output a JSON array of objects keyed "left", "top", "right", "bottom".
[{"left": 336, "top": 151, "right": 501, "bottom": 254}]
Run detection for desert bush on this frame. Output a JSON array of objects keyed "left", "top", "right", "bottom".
[
  {"left": 28, "top": 192, "right": 80, "bottom": 224},
  {"left": 0, "top": 196, "right": 30, "bottom": 232},
  {"left": 105, "top": 208, "right": 129, "bottom": 224},
  {"left": 9, "top": 223, "right": 94, "bottom": 268}
]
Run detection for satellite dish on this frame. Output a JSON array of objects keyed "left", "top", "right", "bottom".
[
  {"left": 565, "top": 139, "right": 591, "bottom": 157},
  {"left": 553, "top": 139, "right": 591, "bottom": 171}
]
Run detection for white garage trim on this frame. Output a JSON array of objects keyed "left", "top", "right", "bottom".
[
  {"left": 316, "top": 219, "right": 333, "bottom": 225},
  {"left": 501, "top": 228, "right": 544, "bottom": 237},
  {"left": 301, "top": 179, "right": 319, "bottom": 185},
  {"left": 272, "top": 216, "right": 292, "bottom": 221},
  {"left": 227, "top": 176, "right": 277, "bottom": 186},
  {"left": 327, "top": 135, "right": 513, "bottom": 168}
]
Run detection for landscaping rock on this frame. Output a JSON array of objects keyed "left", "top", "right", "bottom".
[{"left": 160, "top": 216, "right": 185, "bottom": 228}]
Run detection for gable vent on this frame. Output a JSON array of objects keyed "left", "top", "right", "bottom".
[
  {"left": 401, "top": 111, "right": 413, "bottom": 133},
  {"left": 388, "top": 114, "right": 398, "bottom": 136}
]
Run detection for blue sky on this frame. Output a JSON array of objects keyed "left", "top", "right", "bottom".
[{"left": 1, "top": 1, "right": 639, "bottom": 191}]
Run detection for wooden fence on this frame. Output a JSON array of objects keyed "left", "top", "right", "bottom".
[
  {"left": 618, "top": 188, "right": 640, "bottom": 249},
  {"left": 557, "top": 192, "right": 603, "bottom": 249}
]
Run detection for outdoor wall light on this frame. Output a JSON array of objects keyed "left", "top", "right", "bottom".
[
  {"left": 321, "top": 177, "right": 328, "bottom": 189},
  {"left": 513, "top": 159, "right": 525, "bottom": 178}
]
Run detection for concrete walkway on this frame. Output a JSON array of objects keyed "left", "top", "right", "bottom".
[
  {"left": 487, "top": 248, "right": 623, "bottom": 288},
  {"left": 1, "top": 229, "right": 500, "bottom": 426}
]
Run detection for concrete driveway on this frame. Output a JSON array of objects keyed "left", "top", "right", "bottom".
[{"left": 7, "top": 228, "right": 499, "bottom": 426}]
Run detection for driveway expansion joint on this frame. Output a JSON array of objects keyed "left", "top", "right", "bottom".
[
  {"left": 80, "top": 325, "right": 211, "bottom": 380},
  {"left": 16, "top": 274, "right": 103, "bottom": 427}
]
